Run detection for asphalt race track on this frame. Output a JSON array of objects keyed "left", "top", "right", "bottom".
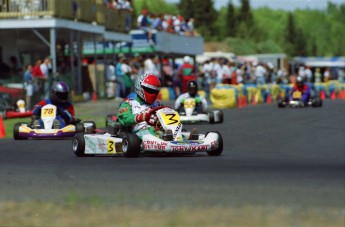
[{"left": 0, "top": 100, "right": 344, "bottom": 209}]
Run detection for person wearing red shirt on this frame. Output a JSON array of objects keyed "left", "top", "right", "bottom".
[{"left": 179, "top": 56, "right": 196, "bottom": 93}]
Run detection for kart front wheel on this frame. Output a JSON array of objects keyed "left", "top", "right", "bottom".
[
  {"left": 72, "top": 133, "right": 86, "bottom": 157},
  {"left": 122, "top": 133, "right": 141, "bottom": 158},
  {"left": 208, "top": 112, "right": 215, "bottom": 124},
  {"left": 206, "top": 131, "right": 223, "bottom": 156},
  {"left": 13, "top": 122, "right": 28, "bottom": 140},
  {"left": 312, "top": 99, "right": 322, "bottom": 107}
]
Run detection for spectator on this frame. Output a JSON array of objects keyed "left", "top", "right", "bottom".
[
  {"left": 115, "top": 55, "right": 126, "bottom": 100},
  {"left": 277, "top": 67, "right": 288, "bottom": 84},
  {"left": 121, "top": 57, "right": 132, "bottom": 96},
  {"left": 162, "top": 58, "right": 173, "bottom": 87},
  {"left": 32, "top": 59, "right": 46, "bottom": 100},
  {"left": 40, "top": 56, "right": 52, "bottom": 99},
  {"left": 152, "top": 14, "right": 164, "bottom": 31},
  {"left": 23, "top": 64, "right": 34, "bottom": 109},
  {"left": 179, "top": 55, "right": 196, "bottom": 93},
  {"left": 304, "top": 65, "right": 313, "bottom": 83},
  {"left": 122, "top": 0, "right": 133, "bottom": 31},
  {"left": 172, "top": 63, "right": 181, "bottom": 97},
  {"left": 338, "top": 68, "right": 345, "bottom": 82},
  {"left": 221, "top": 59, "right": 231, "bottom": 84},
  {"left": 137, "top": 9, "right": 153, "bottom": 44},
  {"left": 323, "top": 67, "right": 331, "bottom": 82},
  {"left": 144, "top": 54, "right": 159, "bottom": 76},
  {"left": 314, "top": 68, "right": 322, "bottom": 83},
  {"left": 254, "top": 62, "right": 267, "bottom": 86},
  {"left": 106, "top": 61, "right": 116, "bottom": 98}
]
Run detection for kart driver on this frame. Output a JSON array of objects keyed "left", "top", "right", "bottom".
[
  {"left": 117, "top": 73, "right": 198, "bottom": 140},
  {"left": 290, "top": 76, "right": 311, "bottom": 105},
  {"left": 117, "top": 73, "right": 167, "bottom": 139},
  {"left": 175, "top": 80, "right": 208, "bottom": 113},
  {"left": 31, "top": 81, "right": 77, "bottom": 128}
]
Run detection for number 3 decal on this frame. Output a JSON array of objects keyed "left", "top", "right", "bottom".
[
  {"left": 107, "top": 140, "right": 115, "bottom": 153},
  {"left": 163, "top": 113, "right": 180, "bottom": 125}
]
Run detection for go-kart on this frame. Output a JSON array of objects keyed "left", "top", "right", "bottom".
[
  {"left": 179, "top": 98, "right": 223, "bottom": 124},
  {"left": 72, "top": 106, "right": 223, "bottom": 158},
  {"left": 3, "top": 99, "right": 33, "bottom": 119},
  {"left": 13, "top": 104, "right": 96, "bottom": 140},
  {"left": 278, "top": 90, "right": 322, "bottom": 108}
]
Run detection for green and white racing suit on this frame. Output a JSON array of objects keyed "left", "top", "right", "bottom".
[{"left": 117, "top": 92, "right": 161, "bottom": 139}]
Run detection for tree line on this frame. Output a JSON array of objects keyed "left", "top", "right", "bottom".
[{"left": 134, "top": 0, "right": 345, "bottom": 56}]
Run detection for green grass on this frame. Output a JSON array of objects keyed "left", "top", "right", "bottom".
[{"left": 0, "top": 201, "right": 343, "bottom": 227}]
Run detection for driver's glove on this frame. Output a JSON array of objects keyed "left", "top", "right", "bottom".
[
  {"left": 148, "top": 115, "right": 158, "bottom": 125},
  {"left": 135, "top": 111, "right": 150, "bottom": 123}
]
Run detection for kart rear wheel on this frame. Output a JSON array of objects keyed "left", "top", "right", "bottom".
[
  {"left": 215, "top": 110, "right": 224, "bottom": 123},
  {"left": 208, "top": 112, "right": 215, "bottom": 124},
  {"left": 83, "top": 121, "right": 96, "bottom": 133},
  {"left": 278, "top": 100, "right": 286, "bottom": 108},
  {"left": 13, "top": 122, "right": 28, "bottom": 140},
  {"left": 72, "top": 133, "right": 86, "bottom": 157},
  {"left": 122, "top": 133, "right": 141, "bottom": 158},
  {"left": 206, "top": 131, "right": 223, "bottom": 156}
]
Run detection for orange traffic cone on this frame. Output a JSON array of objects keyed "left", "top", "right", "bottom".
[
  {"left": 266, "top": 93, "right": 272, "bottom": 104},
  {"left": 342, "top": 90, "right": 345, "bottom": 100},
  {"left": 252, "top": 94, "right": 257, "bottom": 105},
  {"left": 320, "top": 90, "right": 326, "bottom": 100},
  {"left": 242, "top": 96, "right": 248, "bottom": 107},
  {"left": 0, "top": 116, "right": 6, "bottom": 139},
  {"left": 92, "top": 91, "right": 97, "bottom": 102},
  {"left": 331, "top": 91, "right": 336, "bottom": 100}
]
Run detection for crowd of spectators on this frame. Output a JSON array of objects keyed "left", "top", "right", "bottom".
[{"left": 104, "top": 53, "right": 345, "bottom": 101}]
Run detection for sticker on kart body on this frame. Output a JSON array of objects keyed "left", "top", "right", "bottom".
[
  {"left": 161, "top": 113, "right": 180, "bottom": 125},
  {"left": 42, "top": 108, "right": 56, "bottom": 117},
  {"left": 107, "top": 139, "right": 115, "bottom": 154},
  {"left": 293, "top": 91, "right": 302, "bottom": 99},
  {"left": 184, "top": 99, "right": 196, "bottom": 108}
]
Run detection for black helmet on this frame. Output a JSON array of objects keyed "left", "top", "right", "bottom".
[
  {"left": 50, "top": 81, "right": 69, "bottom": 104},
  {"left": 187, "top": 80, "right": 198, "bottom": 97},
  {"left": 296, "top": 76, "right": 304, "bottom": 88}
]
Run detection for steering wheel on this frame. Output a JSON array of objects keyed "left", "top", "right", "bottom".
[{"left": 145, "top": 106, "right": 168, "bottom": 126}]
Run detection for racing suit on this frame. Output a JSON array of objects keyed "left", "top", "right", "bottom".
[
  {"left": 174, "top": 93, "right": 208, "bottom": 113},
  {"left": 32, "top": 99, "right": 75, "bottom": 128},
  {"left": 117, "top": 92, "right": 160, "bottom": 139},
  {"left": 289, "top": 84, "right": 311, "bottom": 105}
]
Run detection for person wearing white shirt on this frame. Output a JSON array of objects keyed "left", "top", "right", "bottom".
[
  {"left": 255, "top": 63, "right": 267, "bottom": 85},
  {"left": 144, "top": 55, "right": 159, "bottom": 76},
  {"left": 40, "top": 57, "right": 51, "bottom": 99}
]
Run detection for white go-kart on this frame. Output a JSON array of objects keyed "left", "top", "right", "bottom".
[
  {"left": 179, "top": 98, "right": 223, "bottom": 124},
  {"left": 13, "top": 104, "right": 96, "bottom": 140},
  {"left": 72, "top": 106, "right": 223, "bottom": 158}
]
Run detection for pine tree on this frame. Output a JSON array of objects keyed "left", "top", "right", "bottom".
[
  {"left": 192, "top": 0, "right": 217, "bottom": 40},
  {"left": 285, "top": 12, "right": 296, "bottom": 55},
  {"left": 236, "top": 0, "right": 254, "bottom": 38},
  {"left": 225, "top": 0, "right": 236, "bottom": 37},
  {"left": 179, "top": 0, "right": 194, "bottom": 20}
]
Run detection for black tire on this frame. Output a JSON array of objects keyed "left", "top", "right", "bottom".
[
  {"left": 312, "top": 99, "right": 322, "bottom": 107},
  {"left": 122, "top": 133, "right": 141, "bottom": 158},
  {"left": 206, "top": 131, "right": 223, "bottom": 156},
  {"left": 217, "top": 110, "right": 224, "bottom": 123},
  {"left": 278, "top": 100, "right": 286, "bottom": 108},
  {"left": 83, "top": 121, "right": 96, "bottom": 132},
  {"left": 72, "top": 133, "right": 86, "bottom": 157},
  {"left": 208, "top": 111, "right": 215, "bottom": 124},
  {"left": 13, "top": 122, "right": 28, "bottom": 140},
  {"left": 75, "top": 123, "right": 85, "bottom": 133}
]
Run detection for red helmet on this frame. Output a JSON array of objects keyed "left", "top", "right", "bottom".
[{"left": 135, "top": 74, "right": 161, "bottom": 104}]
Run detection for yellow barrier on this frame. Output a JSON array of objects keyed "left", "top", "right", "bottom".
[
  {"left": 210, "top": 88, "right": 236, "bottom": 109},
  {"left": 159, "top": 88, "right": 170, "bottom": 101}
]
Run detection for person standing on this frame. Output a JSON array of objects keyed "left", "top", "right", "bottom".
[
  {"left": 179, "top": 56, "right": 196, "bottom": 93},
  {"left": 40, "top": 57, "right": 52, "bottom": 99},
  {"left": 23, "top": 64, "right": 34, "bottom": 109},
  {"left": 32, "top": 59, "right": 46, "bottom": 102}
]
